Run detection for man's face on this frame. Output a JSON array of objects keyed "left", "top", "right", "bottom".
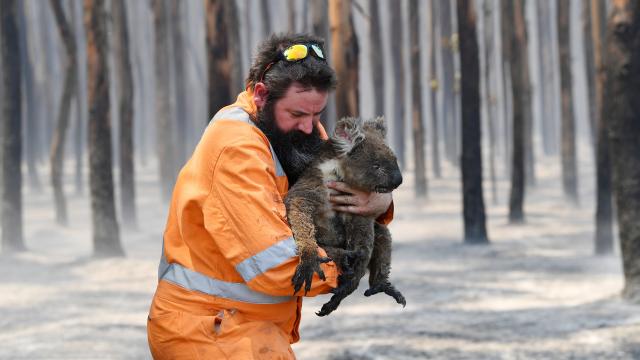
[{"left": 256, "top": 83, "right": 329, "bottom": 185}]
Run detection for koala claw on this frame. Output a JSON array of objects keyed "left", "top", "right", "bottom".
[
  {"left": 364, "top": 282, "right": 407, "bottom": 307},
  {"left": 292, "top": 255, "right": 331, "bottom": 295}
]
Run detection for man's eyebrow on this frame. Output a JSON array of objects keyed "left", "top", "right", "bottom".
[{"left": 289, "top": 107, "right": 327, "bottom": 116}]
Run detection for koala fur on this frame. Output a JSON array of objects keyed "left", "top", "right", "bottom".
[{"left": 284, "top": 116, "right": 406, "bottom": 316}]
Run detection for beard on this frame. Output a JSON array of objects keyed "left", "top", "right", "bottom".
[{"left": 256, "top": 102, "right": 324, "bottom": 185}]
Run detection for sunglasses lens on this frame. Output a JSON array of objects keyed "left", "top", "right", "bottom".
[
  {"left": 284, "top": 44, "right": 308, "bottom": 61},
  {"left": 311, "top": 44, "right": 324, "bottom": 59}
]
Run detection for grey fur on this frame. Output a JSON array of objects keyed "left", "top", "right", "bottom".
[{"left": 285, "top": 116, "right": 406, "bottom": 316}]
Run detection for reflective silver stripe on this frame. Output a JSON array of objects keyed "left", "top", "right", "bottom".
[
  {"left": 235, "top": 236, "right": 297, "bottom": 282},
  {"left": 209, "top": 106, "right": 286, "bottom": 177},
  {"left": 158, "top": 252, "right": 294, "bottom": 304}
]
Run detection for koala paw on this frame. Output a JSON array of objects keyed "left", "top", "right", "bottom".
[
  {"left": 292, "top": 254, "right": 332, "bottom": 295},
  {"left": 364, "top": 282, "right": 406, "bottom": 307}
]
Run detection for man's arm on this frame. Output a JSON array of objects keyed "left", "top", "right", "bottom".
[{"left": 204, "top": 138, "right": 339, "bottom": 297}]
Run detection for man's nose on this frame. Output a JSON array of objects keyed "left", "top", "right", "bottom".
[{"left": 298, "top": 118, "right": 313, "bottom": 134}]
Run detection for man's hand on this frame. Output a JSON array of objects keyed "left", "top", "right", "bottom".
[{"left": 326, "top": 181, "right": 392, "bottom": 218}]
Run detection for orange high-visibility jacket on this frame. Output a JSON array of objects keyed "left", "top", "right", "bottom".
[{"left": 148, "top": 90, "right": 393, "bottom": 358}]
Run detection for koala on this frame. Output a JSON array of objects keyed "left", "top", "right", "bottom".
[{"left": 284, "top": 116, "right": 406, "bottom": 316}]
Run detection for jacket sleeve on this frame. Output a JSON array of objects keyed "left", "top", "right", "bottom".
[
  {"left": 375, "top": 201, "right": 394, "bottom": 225},
  {"left": 204, "top": 136, "right": 338, "bottom": 297}
]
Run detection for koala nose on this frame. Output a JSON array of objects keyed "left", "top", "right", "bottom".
[{"left": 391, "top": 171, "right": 403, "bottom": 189}]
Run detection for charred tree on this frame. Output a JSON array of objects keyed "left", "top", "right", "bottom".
[
  {"left": 329, "top": 0, "right": 359, "bottom": 118},
  {"left": 368, "top": 0, "right": 384, "bottom": 117},
  {"left": 430, "top": 0, "right": 442, "bottom": 179},
  {"left": 409, "top": 0, "right": 427, "bottom": 197},
  {"left": 18, "top": 1, "right": 42, "bottom": 193},
  {"left": 170, "top": 0, "right": 188, "bottom": 165},
  {"left": 205, "top": 0, "right": 241, "bottom": 120},
  {"left": 85, "top": 0, "right": 123, "bottom": 257},
  {"left": 606, "top": 0, "right": 640, "bottom": 302},
  {"left": 584, "top": 0, "right": 597, "bottom": 148},
  {"left": 592, "top": 0, "right": 613, "bottom": 255},
  {"left": 369, "top": 0, "right": 384, "bottom": 117},
  {"left": 458, "top": 0, "right": 488, "bottom": 244},
  {"left": 72, "top": 0, "right": 86, "bottom": 195},
  {"left": 1, "top": 0, "right": 25, "bottom": 252},
  {"left": 507, "top": 0, "right": 526, "bottom": 223},
  {"left": 113, "top": 0, "right": 137, "bottom": 229},
  {"left": 537, "top": 0, "right": 557, "bottom": 156},
  {"left": 388, "top": 0, "right": 405, "bottom": 169},
  {"left": 558, "top": 0, "right": 579, "bottom": 203},
  {"left": 482, "top": 0, "right": 498, "bottom": 204},
  {"left": 259, "top": 0, "right": 271, "bottom": 37},
  {"left": 288, "top": 0, "right": 296, "bottom": 32},
  {"left": 152, "top": 0, "right": 177, "bottom": 201},
  {"left": 441, "top": 1, "right": 457, "bottom": 165},
  {"left": 49, "top": 0, "right": 76, "bottom": 226}
]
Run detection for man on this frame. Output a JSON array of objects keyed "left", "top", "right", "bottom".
[{"left": 147, "top": 34, "right": 394, "bottom": 359}]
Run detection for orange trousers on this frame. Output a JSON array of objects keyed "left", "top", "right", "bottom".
[{"left": 147, "top": 285, "right": 296, "bottom": 359}]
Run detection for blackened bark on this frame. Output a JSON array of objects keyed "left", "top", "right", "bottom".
[
  {"left": 113, "top": 0, "right": 137, "bottom": 229},
  {"left": 558, "top": 0, "right": 579, "bottom": 203},
  {"left": 482, "top": 0, "right": 497, "bottom": 204},
  {"left": 605, "top": 0, "right": 640, "bottom": 301},
  {"left": 85, "top": 0, "right": 123, "bottom": 257},
  {"left": 441, "top": 1, "right": 456, "bottom": 165},
  {"left": 329, "top": 0, "right": 359, "bottom": 118},
  {"left": 409, "top": 0, "right": 427, "bottom": 197},
  {"left": 430, "top": 0, "right": 442, "bottom": 179},
  {"left": 153, "top": 0, "right": 177, "bottom": 202},
  {"left": 458, "top": 0, "right": 488, "bottom": 244},
  {"left": 388, "top": 0, "right": 405, "bottom": 169},
  {"left": 205, "top": 0, "right": 236, "bottom": 120},
  {"left": 507, "top": 0, "right": 526, "bottom": 224},
  {"left": 584, "top": 0, "right": 597, "bottom": 149},
  {"left": 369, "top": 0, "right": 384, "bottom": 117},
  {"left": 71, "top": 0, "right": 86, "bottom": 195},
  {"left": 50, "top": 0, "right": 76, "bottom": 226},
  {"left": 1, "top": 0, "right": 25, "bottom": 252},
  {"left": 592, "top": 0, "right": 613, "bottom": 255},
  {"left": 170, "top": 0, "right": 188, "bottom": 165},
  {"left": 18, "top": 1, "right": 42, "bottom": 193}
]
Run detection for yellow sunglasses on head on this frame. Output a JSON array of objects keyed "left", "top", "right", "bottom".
[{"left": 260, "top": 43, "right": 326, "bottom": 82}]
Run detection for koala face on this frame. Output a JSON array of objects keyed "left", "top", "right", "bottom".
[{"left": 332, "top": 117, "right": 403, "bottom": 193}]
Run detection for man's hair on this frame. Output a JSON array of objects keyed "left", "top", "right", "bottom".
[{"left": 246, "top": 33, "right": 337, "bottom": 102}]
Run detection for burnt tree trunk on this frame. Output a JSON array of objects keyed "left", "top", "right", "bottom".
[
  {"left": 259, "top": 0, "right": 271, "bottom": 36},
  {"left": 507, "top": 0, "right": 526, "bottom": 224},
  {"left": 205, "top": 0, "right": 240, "bottom": 120},
  {"left": 592, "top": 0, "right": 613, "bottom": 255},
  {"left": 605, "top": 0, "right": 640, "bottom": 301},
  {"left": 430, "top": 0, "right": 442, "bottom": 179},
  {"left": 441, "top": 1, "right": 456, "bottom": 165},
  {"left": 537, "top": 0, "right": 557, "bottom": 156},
  {"left": 329, "top": 0, "right": 359, "bottom": 118},
  {"left": 584, "top": 0, "right": 597, "bottom": 149},
  {"left": 171, "top": 0, "right": 188, "bottom": 165},
  {"left": 1, "top": 0, "right": 25, "bottom": 253},
  {"left": 85, "top": 0, "right": 123, "bottom": 257},
  {"left": 113, "top": 0, "right": 137, "bottom": 229},
  {"left": 482, "top": 0, "right": 498, "bottom": 204},
  {"left": 72, "top": 0, "right": 86, "bottom": 195},
  {"left": 458, "top": 0, "right": 488, "bottom": 244},
  {"left": 369, "top": 0, "right": 384, "bottom": 117},
  {"left": 558, "top": 0, "right": 579, "bottom": 203},
  {"left": 50, "top": 0, "right": 76, "bottom": 226},
  {"left": 409, "top": 0, "right": 427, "bottom": 197},
  {"left": 152, "top": 0, "right": 176, "bottom": 201},
  {"left": 388, "top": 0, "right": 405, "bottom": 169}
]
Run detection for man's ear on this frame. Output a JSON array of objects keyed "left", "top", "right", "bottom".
[
  {"left": 332, "top": 117, "right": 365, "bottom": 156},
  {"left": 253, "top": 82, "right": 268, "bottom": 110},
  {"left": 364, "top": 116, "right": 387, "bottom": 139}
]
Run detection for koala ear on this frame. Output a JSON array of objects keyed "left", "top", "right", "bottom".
[
  {"left": 364, "top": 116, "right": 387, "bottom": 138},
  {"left": 332, "top": 117, "right": 365, "bottom": 155}
]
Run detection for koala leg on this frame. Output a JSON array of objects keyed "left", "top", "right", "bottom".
[
  {"left": 322, "top": 246, "right": 367, "bottom": 276},
  {"left": 316, "top": 217, "right": 373, "bottom": 316},
  {"left": 286, "top": 197, "right": 331, "bottom": 295},
  {"left": 364, "top": 223, "right": 406, "bottom": 307}
]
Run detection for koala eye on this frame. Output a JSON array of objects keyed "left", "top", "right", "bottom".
[{"left": 373, "top": 164, "right": 381, "bottom": 170}]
